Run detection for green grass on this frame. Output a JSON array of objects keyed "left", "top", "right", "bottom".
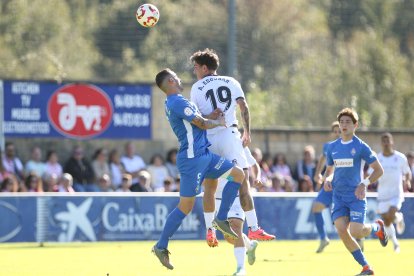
[{"left": 0, "top": 239, "right": 412, "bottom": 276}]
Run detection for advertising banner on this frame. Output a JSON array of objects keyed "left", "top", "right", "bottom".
[{"left": 2, "top": 80, "right": 152, "bottom": 139}]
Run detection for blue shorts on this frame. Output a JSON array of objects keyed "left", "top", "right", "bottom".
[
  {"left": 332, "top": 192, "right": 366, "bottom": 224},
  {"left": 177, "top": 150, "right": 234, "bottom": 197},
  {"left": 314, "top": 188, "right": 333, "bottom": 207}
]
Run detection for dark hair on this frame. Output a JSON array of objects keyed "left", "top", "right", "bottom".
[
  {"left": 92, "top": 148, "right": 106, "bottom": 160},
  {"left": 337, "top": 108, "right": 359, "bottom": 124},
  {"left": 381, "top": 132, "right": 393, "bottom": 140},
  {"left": 46, "top": 150, "right": 56, "bottom": 161},
  {"left": 166, "top": 148, "right": 178, "bottom": 163},
  {"left": 150, "top": 153, "right": 164, "bottom": 164},
  {"left": 155, "top": 68, "right": 174, "bottom": 88},
  {"left": 190, "top": 48, "right": 220, "bottom": 71}
]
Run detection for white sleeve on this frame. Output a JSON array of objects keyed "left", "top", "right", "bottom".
[
  {"left": 231, "top": 79, "right": 245, "bottom": 100},
  {"left": 401, "top": 155, "right": 411, "bottom": 175},
  {"left": 190, "top": 85, "right": 198, "bottom": 104}
]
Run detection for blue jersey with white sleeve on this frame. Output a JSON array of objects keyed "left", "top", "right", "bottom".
[
  {"left": 326, "top": 135, "right": 377, "bottom": 194},
  {"left": 165, "top": 94, "right": 210, "bottom": 159}
]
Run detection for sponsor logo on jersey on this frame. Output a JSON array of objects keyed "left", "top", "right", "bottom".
[
  {"left": 48, "top": 84, "right": 113, "bottom": 139},
  {"left": 334, "top": 158, "right": 354, "bottom": 167}
]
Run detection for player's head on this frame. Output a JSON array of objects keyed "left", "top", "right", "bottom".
[
  {"left": 337, "top": 108, "right": 358, "bottom": 136},
  {"left": 331, "top": 121, "right": 340, "bottom": 139},
  {"left": 381, "top": 132, "right": 394, "bottom": 152},
  {"left": 190, "top": 48, "right": 220, "bottom": 80},
  {"left": 155, "top": 68, "right": 183, "bottom": 94}
]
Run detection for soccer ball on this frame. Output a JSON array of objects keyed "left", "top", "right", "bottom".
[{"left": 136, "top": 4, "right": 160, "bottom": 27}]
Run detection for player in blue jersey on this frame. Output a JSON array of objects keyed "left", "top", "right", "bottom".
[
  {"left": 152, "top": 68, "right": 245, "bottom": 270},
  {"left": 312, "top": 121, "right": 340, "bottom": 253},
  {"left": 323, "top": 108, "right": 388, "bottom": 276}
]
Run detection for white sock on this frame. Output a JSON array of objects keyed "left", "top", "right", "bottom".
[
  {"left": 234, "top": 247, "right": 246, "bottom": 269},
  {"left": 245, "top": 209, "right": 258, "bottom": 230},
  {"left": 385, "top": 225, "right": 398, "bottom": 245},
  {"left": 242, "top": 233, "right": 252, "bottom": 250},
  {"left": 204, "top": 212, "right": 215, "bottom": 229},
  {"left": 394, "top": 212, "right": 403, "bottom": 224}
]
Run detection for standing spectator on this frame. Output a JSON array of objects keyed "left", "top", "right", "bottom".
[
  {"left": 2, "top": 142, "right": 24, "bottom": 181},
  {"left": 109, "top": 149, "right": 125, "bottom": 190},
  {"left": 271, "top": 153, "right": 292, "bottom": 179},
  {"left": 58, "top": 173, "right": 75, "bottom": 193},
  {"left": 91, "top": 148, "right": 111, "bottom": 183},
  {"left": 121, "top": 142, "right": 146, "bottom": 187},
  {"left": 147, "top": 153, "right": 170, "bottom": 192},
  {"left": 44, "top": 150, "right": 63, "bottom": 178},
  {"left": 23, "top": 172, "right": 43, "bottom": 192},
  {"left": 63, "top": 145, "right": 97, "bottom": 192},
  {"left": 165, "top": 149, "right": 179, "bottom": 180},
  {"left": 25, "top": 146, "right": 47, "bottom": 178},
  {"left": 1, "top": 176, "right": 19, "bottom": 193},
  {"left": 116, "top": 173, "right": 132, "bottom": 192},
  {"left": 406, "top": 152, "right": 414, "bottom": 192},
  {"left": 294, "top": 145, "right": 317, "bottom": 189}
]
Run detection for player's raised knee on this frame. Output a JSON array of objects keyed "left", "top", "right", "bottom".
[{"left": 229, "top": 166, "right": 244, "bottom": 183}]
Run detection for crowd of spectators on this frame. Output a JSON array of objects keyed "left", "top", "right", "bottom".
[{"left": 1, "top": 141, "right": 414, "bottom": 194}]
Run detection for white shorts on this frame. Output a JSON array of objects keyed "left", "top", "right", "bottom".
[
  {"left": 377, "top": 197, "right": 403, "bottom": 214},
  {"left": 207, "top": 127, "right": 249, "bottom": 169},
  {"left": 215, "top": 197, "right": 245, "bottom": 221}
]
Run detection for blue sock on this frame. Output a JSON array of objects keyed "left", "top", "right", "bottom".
[
  {"left": 216, "top": 181, "right": 240, "bottom": 220},
  {"left": 351, "top": 249, "right": 368, "bottom": 267},
  {"left": 314, "top": 212, "right": 327, "bottom": 240},
  {"left": 156, "top": 207, "right": 186, "bottom": 249}
]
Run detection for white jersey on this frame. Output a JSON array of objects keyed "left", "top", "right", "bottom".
[
  {"left": 190, "top": 75, "right": 245, "bottom": 135},
  {"left": 376, "top": 151, "right": 411, "bottom": 201}
]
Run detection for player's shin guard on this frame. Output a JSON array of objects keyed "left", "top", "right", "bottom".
[
  {"left": 157, "top": 208, "right": 186, "bottom": 249},
  {"left": 351, "top": 249, "right": 368, "bottom": 267},
  {"left": 216, "top": 181, "right": 240, "bottom": 220}
]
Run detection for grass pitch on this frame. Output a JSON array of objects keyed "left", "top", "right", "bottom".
[{"left": 0, "top": 239, "right": 412, "bottom": 276}]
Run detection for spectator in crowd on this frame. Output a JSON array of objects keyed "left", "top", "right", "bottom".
[
  {"left": 0, "top": 149, "right": 12, "bottom": 183},
  {"left": 173, "top": 175, "right": 181, "bottom": 192},
  {"left": 269, "top": 173, "right": 285, "bottom": 192},
  {"left": 2, "top": 142, "right": 24, "bottom": 181},
  {"left": 165, "top": 148, "right": 179, "bottom": 180},
  {"left": 58, "top": 173, "right": 75, "bottom": 193},
  {"left": 43, "top": 173, "right": 59, "bottom": 192},
  {"left": 271, "top": 153, "right": 292, "bottom": 179},
  {"left": 109, "top": 149, "right": 125, "bottom": 190},
  {"left": 406, "top": 152, "right": 414, "bottom": 192},
  {"left": 283, "top": 176, "right": 295, "bottom": 192},
  {"left": 1, "top": 176, "right": 19, "bottom": 193},
  {"left": 25, "top": 146, "right": 46, "bottom": 178},
  {"left": 147, "top": 153, "right": 170, "bottom": 192},
  {"left": 44, "top": 150, "right": 63, "bottom": 178},
  {"left": 294, "top": 145, "right": 317, "bottom": 189},
  {"left": 23, "top": 172, "right": 43, "bottom": 192},
  {"left": 116, "top": 173, "right": 132, "bottom": 192},
  {"left": 98, "top": 174, "right": 112, "bottom": 192},
  {"left": 121, "top": 141, "right": 146, "bottom": 187},
  {"left": 63, "top": 145, "right": 97, "bottom": 192},
  {"left": 297, "top": 175, "right": 314, "bottom": 192},
  {"left": 163, "top": 177, "right": 176, "bottom": 192},
  {"left": 251, "top": 147, "right": 272, "bottom": 185},
  {"left": 91, "top": 148, "right": 111, "bottom": 183},
  {"left": 130, "top": 170, "right": 152, "bottom": 192}
]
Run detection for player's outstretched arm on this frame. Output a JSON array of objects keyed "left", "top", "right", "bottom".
[{"left": 191, "top": 114, "right": 226, "bottom": 130}]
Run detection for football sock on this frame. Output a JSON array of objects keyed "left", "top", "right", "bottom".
[
  {"left": 245, "top": 210, "right": 259, "bottom": 231},
  {"left": 156, "top": 207, "right": 186, "bottom": 249},
  {"left": 204, "top": 212, "right": 215, "bottom": 229},
  {"left": 314, "top": 212, "right": 327, "bottom": 240},
  {"left": 351, "top": 249, "right": 368, "bottom": 267},
  {"left": 385, "top": 224, "right": 398, "bottom": 245},
  {"left": 394, "top": 212, "right": 403, "bottom": 224},
  {"left": 242, "top": 233, "right": 252, "bottom": 250},
  {"left": 234, "top": 247, "right": 246, "bottom": 269},
  {"left": 216, "top": 181, "right": 240, "bottom": 220}
]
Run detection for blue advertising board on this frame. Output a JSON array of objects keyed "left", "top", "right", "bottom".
[
  {"left": 1, "top": 80, "right": 152, "bottom": 139},
  {"left": 0, "top": 194, "right": 413, "bottom": 243}
]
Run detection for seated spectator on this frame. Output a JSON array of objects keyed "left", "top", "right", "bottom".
[
  {"left": 116, "top": 173, "right": 132, "bottom": 192},
  {"left": 269, "top": 173, "right": 285, "bottom": 192},
  {"left": 165, "top": 148, "right": 179, "bottom": 179},
  {"left": 283, "top": 176, "right": 295, "bottom": 192},
  {"left": 91, "top": 148, "right": 111, "bottom": 183},
  {"left": 294, "top": 145, "right": 317, "bottom": 189},
  {"left": 23, "top": 172, "right": 43, "bottom": 192},
  {"left": 45, "top": 150, "right": 63, "bottom": 178},
  {"left": 121, "top": 141, "right": 146, "bottom": 187},
  {"left": 0, "top": 149, "right": 12, "bottom": 183},
  {"left": 58, "top": 173, "right": 75, "bottom": 193},
  {"left": 2, "top": 141, "right": 24, "bottom": 181},
  {"left": 147, "top": 153, "right": 169, "bottom": 192},
  {"left": 43, "top": 173, "right": 59, "bottom": 192},
  {"left": 251, "top": 148, "right": 272, "bottom": 185},
  {"left": 63, "top": 145, "right": 97, "bottom": 192},
  {"left": 163, "top": 177, "right": 175, "bottom": 192},
  {"left": 130, "top": 170, "right": 152, "bottom": 192},
  {"left": 109, "top": 149, "right": 125, "bottom": 190},
  {"left": 271, "top": 153, "right": 292, "bottom": 179},
  {"left": 98, "top": 174, "right": 112, "bottom": 192},
  {"left": 174, "top": 175, "right": 181, "bottom": 192},
  {"left": 406, "top": 152, "right": 414, "bottom": 192},
  {"left": 297, "top": 175, "right": 314, "bottom": 192},
  {"left": 1, "top": 176, "right": 19, "bottom": 193},
  {"left": 25, "top": 146, "right": 46, "bottom": 178}
]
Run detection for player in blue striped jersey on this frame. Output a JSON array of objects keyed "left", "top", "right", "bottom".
[
  {"left": 323, "top": 108, "right": 387, "bottom": 276},
  {"left": 152, "top": 68, "right": 245, "bottom": 270}
]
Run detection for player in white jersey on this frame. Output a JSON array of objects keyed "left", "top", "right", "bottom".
[
  {"left": 190, "top": 48, "right": 275, "bottom": 246},
  {"left": 376, "top": 133, "right": 412, "bottom": 253}
]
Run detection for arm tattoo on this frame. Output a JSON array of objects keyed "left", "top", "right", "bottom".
[
  {"left": 192, "top": 115, "right": 220, "bottom": 129},
  {"left": 241, "top": 102, "right": 250, "bottom": 133}
]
